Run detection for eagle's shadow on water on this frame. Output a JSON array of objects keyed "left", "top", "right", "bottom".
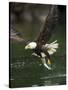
[{"left": 10, "top": 55, "right": 66, "bottom": 88}]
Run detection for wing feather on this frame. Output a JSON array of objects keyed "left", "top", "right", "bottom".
[
  {"left": 36, "top": 5, "right": 58, "bottom": 46},
  {"left": 10, "top": 26, "right": 27, "bottom": 44}
]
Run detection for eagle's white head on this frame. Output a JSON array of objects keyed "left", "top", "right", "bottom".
[{"left": 25, "top": 42, "right": 37, "bottom": 49}]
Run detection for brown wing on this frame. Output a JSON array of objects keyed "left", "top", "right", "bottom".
[
  {"left": 35, "top": 5, "right": 58, "bottom": 47},
  {"left": 10, "top": 26, "right": 28, "bottom": 45}
]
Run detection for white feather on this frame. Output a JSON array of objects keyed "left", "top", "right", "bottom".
[{"left": 44, "top": 40, "right": 59, "bottom": 55}]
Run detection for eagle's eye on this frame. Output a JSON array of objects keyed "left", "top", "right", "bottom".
[{"left": 27, "top": 45, "right": 30, "bottom": 48}]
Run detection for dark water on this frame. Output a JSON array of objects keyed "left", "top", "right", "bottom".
[{"left": 10, "top": 16, "right": 66, "bottom": 88}]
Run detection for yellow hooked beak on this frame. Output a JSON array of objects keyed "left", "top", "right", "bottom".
[{"left": 25, "top": 45, "right": 30, "bottom": 49}]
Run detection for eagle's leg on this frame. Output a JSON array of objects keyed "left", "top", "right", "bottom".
[
  {"left": 43, "top": 50, "right": 52, "bottom": 66},
  {"left": 40, "top": 52, "right": 51, "bottom": 70},
  {"left": 41, "top": 57, "right": 51, "bottom": 70},
  {"left": 32, "top": 53, "right": 40, "bottom": 57}
]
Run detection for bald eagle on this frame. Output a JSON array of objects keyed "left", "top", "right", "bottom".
[{"left": 10, "top": 5, "right": 59, "bottom": 70}]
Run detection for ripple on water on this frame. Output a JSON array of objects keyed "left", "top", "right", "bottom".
[
  {"left": 40, "top": 73, "right": 66, "bottom": 80},
  {"left": 10, "top": 61, "right": 25, "bottom": 69}
]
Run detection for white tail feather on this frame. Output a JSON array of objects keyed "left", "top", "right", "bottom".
[{"left": 44, "top": 40, "right": 59, "bottom": 55}]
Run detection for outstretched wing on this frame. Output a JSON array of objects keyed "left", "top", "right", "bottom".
[
  {"left": 10, "top": 26, "right": 27, "bottom": 44},
  {"left": 35, "top": 5, "right": 58, "bottom": 47}
]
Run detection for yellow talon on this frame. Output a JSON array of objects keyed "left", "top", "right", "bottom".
[{"left": 48, "top": 59, "right": 51, "bottom": 65}]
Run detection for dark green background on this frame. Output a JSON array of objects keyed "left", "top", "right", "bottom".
[{"left": 9, "top": 3, "right": 66, "bottom": 88}]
